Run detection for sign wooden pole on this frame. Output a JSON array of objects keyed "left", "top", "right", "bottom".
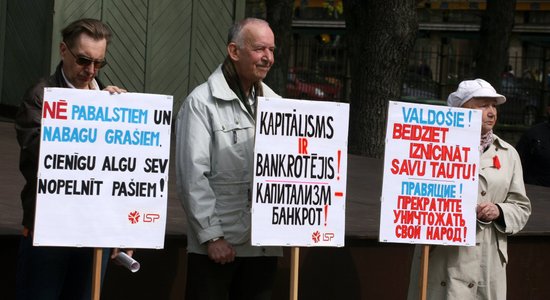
[
  {"left": 91, "top": 248, "right": 103, "bottom": 300},
  {"left": 290, "top": 247, "right": 300, "bottom": 300},
  {"left": 419, "top": 245, "right": 430, "bottom": 300}
]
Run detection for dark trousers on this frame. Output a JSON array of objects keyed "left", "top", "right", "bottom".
[
  {"left": 185, "top": 253, "right": 278, "bottom": 300},
  {"left": 16, "top": 235, "right": 110, "bottom": 300}
]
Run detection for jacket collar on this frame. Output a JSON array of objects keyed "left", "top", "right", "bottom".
[
  {"left": 491, "top": 134, "right": 509, "bottom": 151},
  {"left": 208, "top": 65, "right": 240, "bottom": 102}
]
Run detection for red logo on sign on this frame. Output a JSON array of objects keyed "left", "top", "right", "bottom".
[
  {"left": 323, "top": 233, "right": 335, "bottom": 241},
  {"left": 312, "top": 230, "right": 321, "bottom": 243},
  {"left": 128, "top": 211, "right": 140, "bottom": 224},
  {"left": 144, "top": 213, "right": 160, "bottom": 223}
]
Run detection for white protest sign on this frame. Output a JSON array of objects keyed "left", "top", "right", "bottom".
[
  {"left": 380, "top": 101, "right": 481, "bottom": 246},
  {"left": 252, "top": 97, "right": 349, "bottom": 247},
  {"left": 33, "top": 88, "right": 173, "bottom": 249}
]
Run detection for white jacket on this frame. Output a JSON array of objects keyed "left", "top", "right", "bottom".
[
  {"left": 176, "top": 65, "right": 282, "bottom": 256},
  {"left": 408, "top": 135, "right": 531, "bottom": 300}
]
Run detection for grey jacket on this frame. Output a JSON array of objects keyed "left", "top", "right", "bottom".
[{"left": 176, "top": 65, "right": 282, "bottom": 256}]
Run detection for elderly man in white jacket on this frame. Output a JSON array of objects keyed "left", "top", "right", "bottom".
[{"left": 176, "top": 18, "right": 282, "bottom": 300}]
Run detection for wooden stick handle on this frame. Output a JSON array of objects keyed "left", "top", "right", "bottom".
[
  {"left": 419, "top": 245, "right": 430, "bottom": 300},
  {"left": 92, "top": 248, "right": 103, "bottom": 300},
  {"left": 290, "top": 247, "right": 300, "bottom": 300}
]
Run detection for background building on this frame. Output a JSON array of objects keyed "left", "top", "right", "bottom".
[
  {"left": 246, "top": 0, "right": 550, "bottom": 129},
  {"left": 0, "top": 0, "right": 246, "bottom": 119}
]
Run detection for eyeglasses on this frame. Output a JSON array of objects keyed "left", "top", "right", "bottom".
[{"left": 65, "top": 45, "right": 107, "bottom": 69}]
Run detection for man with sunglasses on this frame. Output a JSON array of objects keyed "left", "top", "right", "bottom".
[{"left": 15, "top": 18, "right": 131, "bottom": 299}]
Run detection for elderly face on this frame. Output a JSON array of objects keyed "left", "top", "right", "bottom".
[
  {"left": 462, "top": 97, "right": 498, "bottom": 134},
  {"left": 60, "top": 34, "right": 107, "bottom": 89},
  {"left": 229, "top": 22, "right": 275, "bottom": 91}
]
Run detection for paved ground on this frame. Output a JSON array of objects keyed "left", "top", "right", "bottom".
[
  {"left": 0, "top": 120, "right": 187, "bottom": 236},
  {"left": 0, "top": 119, "right": 382, "bottom": 238},
  {"left": 0, "top": 121, "right": 25, "bottom": 234},
  {"left": 2, "top": 119, "right": 550, "bottom": 299},
  {"left": 1, "top": 120, "right": 549, "bottom": 239}
]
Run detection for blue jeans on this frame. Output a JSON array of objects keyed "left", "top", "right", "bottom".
[{"left": 16, "top": 235, "right": 110, "bottom": 300}]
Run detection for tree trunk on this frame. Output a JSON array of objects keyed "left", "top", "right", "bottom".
[
  {"left": 264, "top": 0, "right": 294, "bottom": 95},
  {"left": 344, "top": 0, "right": 418, "bottom": 158},
  {"left": 475, "top": 0, "right": 516, "bottom": 90}
]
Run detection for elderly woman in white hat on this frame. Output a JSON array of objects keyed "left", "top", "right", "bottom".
[{"left": 408, "top": 79, "right": 531, "bottom": 300}]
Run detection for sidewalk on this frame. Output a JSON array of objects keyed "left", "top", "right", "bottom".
[
  {"left": 1, "top": 120, "right": 550, "bottom": 299},
  {"left": 0, "top": 121, "right": 24, "bottom": 234},
  {"left": 0, "top": 120, "right": 187, "bottom": 236},
  {"left": 2, "top": 119, "right": 550, "bottom": 237}
]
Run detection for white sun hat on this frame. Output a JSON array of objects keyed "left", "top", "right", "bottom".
[{"left": 447, "top": 78, "right": 506, "bottom": 107}]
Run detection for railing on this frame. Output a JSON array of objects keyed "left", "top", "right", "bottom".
[
  {"left": 288, "top": 38, "right": 550, "bottom": 126},
  {"left": 286, "top": 37, "right": 349, "bottom": 102},
  {"left": 405, "top": 49, "right": 550, "bottom": 126}
]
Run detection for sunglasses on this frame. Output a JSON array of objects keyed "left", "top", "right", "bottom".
[{"left": 66, "top": 45, "right": 107, "bottom": 69}]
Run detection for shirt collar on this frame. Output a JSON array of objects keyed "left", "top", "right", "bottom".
[{"left": 61, "top": 68, "right": 100, "bottom": 90}]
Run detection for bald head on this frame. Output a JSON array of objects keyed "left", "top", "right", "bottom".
[
  {"left": 228, "top": 18, "right": 271, "bottom": 48},
  {"left": 226, "top": 18, "right": 275, "bottom": 92}
]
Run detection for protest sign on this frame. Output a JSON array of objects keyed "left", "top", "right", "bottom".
[
  {"left": 379, "top": 101, "right": 481, "bottom": 246},
  {"left": 33, "top": 88, "right": 173, "bottom": 249},
  {"left": 251, "top": 97, "right": 349, "bottom": 247}
]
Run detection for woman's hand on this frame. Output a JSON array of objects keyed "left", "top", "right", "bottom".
[{"left": 477, "top": 202, "right": 500, "bottom": 222}]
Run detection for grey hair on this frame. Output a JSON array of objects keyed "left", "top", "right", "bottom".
[
  {"left": 227, "top": 18, "right": 269, "bottom": 47},
  {"left": 62, "top": 18, "right": 112, "bottom": 49}
]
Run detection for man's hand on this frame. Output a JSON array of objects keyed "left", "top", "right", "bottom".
[
  {"left": 103, "top": 85, "right": 127, "bottom": 94},
  {"left": 477, "top": 202, "right": 500, "bottom": 222},
  {"left": 207, "top": 238, "right": 236, "bottom": 264},
  {"left": 111, "top": 248, "right": 134, "bottom": 261}
]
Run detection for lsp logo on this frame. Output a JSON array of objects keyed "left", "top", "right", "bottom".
[{"left": 127, "top": 211, "right": 160, "bottom": 224}]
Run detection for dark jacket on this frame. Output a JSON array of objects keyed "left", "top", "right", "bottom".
[
  {"left": 14, "top": 62, "right": 105, "bottom": 229},
  {"left": 516, "top": 121, "right": 550, "bottom": 187}
]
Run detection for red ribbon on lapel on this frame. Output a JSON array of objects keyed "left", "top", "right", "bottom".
[{"left": 493, "top": 155, "right": 501, "bottom": 170}]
